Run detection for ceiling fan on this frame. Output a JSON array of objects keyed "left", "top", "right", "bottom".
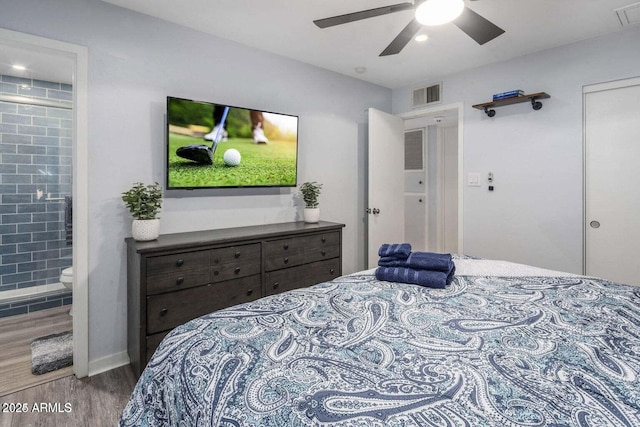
[{"left": 313, "top": 0, "right": 505, "bottom": 56}]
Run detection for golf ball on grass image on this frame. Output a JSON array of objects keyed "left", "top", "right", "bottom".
[{"left": 223, "top": 149, "right": 241, "bottom": 166}]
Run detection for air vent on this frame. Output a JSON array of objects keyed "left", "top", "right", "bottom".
[
  {"left": 404, "top": 130, "right": 424, "bottom": 170},
  {"left": 412, "top": 82, "right": 442, "bottom": 108},
  {"left": 616, "top": 2, "right": 640, "bottom": 26}
]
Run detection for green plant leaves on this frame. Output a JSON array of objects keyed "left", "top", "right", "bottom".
[
  {"left": 121, "top": 182, "right": 163, "bottom": 220},
  {"left": 300, "top": 181, "right": 322, "bottom": 208}
]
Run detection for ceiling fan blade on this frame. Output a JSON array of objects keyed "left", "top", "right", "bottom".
[
  {"left": 453, "top": 7, "right": 505, "bottom": 45},
  {"left": 380, "top": 18, "right": 423, "bottom": 56},
  {"left": 314, "top": 3, "right": 415, "bottom": 28}
]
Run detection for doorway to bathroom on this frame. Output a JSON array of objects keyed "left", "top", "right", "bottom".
[
  {"left": 0, "top": 28, "right": 88, "bottom": 394},
  {"left": 404, "top": 108, "right": 460, "bottom": 254}
]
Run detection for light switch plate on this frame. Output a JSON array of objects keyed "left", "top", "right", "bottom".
[{"left": 468, "top": 173, "right": 481, "bottom": 186}]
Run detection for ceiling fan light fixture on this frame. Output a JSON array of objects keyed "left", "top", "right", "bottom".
[{"left": 415, "top": 0, "right": 465, "bottom": 26}]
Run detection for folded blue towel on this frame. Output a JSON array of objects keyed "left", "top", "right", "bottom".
[
  {"left": 378, "top": 243, "right": 412, "bottom": 259},
  {"left": 375, "top": 265, "right": 456, "bottom": 289},
  {"left": 378, "top": 251, "right": 453, "bottom": 272}
]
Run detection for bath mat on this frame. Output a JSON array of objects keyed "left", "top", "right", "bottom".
[{"left": 30, "top": 331, "right": 72, "bottom": 375}]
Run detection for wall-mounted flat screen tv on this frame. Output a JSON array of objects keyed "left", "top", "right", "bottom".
[{"left": 166, "top": 96, "right": 298, "bottom": 189}]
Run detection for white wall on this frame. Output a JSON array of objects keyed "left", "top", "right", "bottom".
[
  {"left": 0, "top": 0, "right": 390, "bottom": 366},
  {"left": 393, "top": 27, "right": 640, "bottom": 274}
]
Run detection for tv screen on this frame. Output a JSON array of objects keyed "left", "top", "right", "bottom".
[{"left": 166, "top": 96, "right": 298, "bottom": 189}]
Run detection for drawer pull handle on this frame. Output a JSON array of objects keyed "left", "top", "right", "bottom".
[
  {"left": 176, "top": 277, "right": 184, "bottom": 285},
  {"left": 284, "top": 244, "right": 289, "bottom": 250},
  {"left": 213, "top": 270, "right": 220, "bottom": 276},
  {"left": 321, "top": 250, "right": 326, "bottom": 256},
  {"left": 321, "top": 237, "right": 326, "bottom": 243},
  {"left": 160, "top": 308, "right": 168, "bottom": 317},
  {"left": 273, "top": 282, "right": 279, "bottom": 289},
  {"left": 284, "top": 257, "right": 289, "bottom": 264},
  {"left": 247, "top": 289, "right": 253, "bottom": 296},
  {"left": 234, "top": 267, "right": 241, "bottom": 274},
  {"left": 330, "top": 268, "right": 335, "bottom": 274},
  {"left": 235, "top": 251, "right": 241, "bottom": 258},
  {"left": 176, "top": 259, "right": 184, "bottom": 267}
]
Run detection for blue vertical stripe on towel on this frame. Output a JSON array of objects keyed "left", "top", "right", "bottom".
[{"left": 378, "top": 243, "right": 412, "bottom": 259}]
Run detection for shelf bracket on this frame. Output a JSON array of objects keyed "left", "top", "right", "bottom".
[
  {"left": 484, "top": 106, "right": 496, "bottom": 117},
  {"left": 531, "top": 97, "right": 543, "bottom": 111}
]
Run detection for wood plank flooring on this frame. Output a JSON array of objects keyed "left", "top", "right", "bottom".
[
  {"left": 0, "top": 365, "right": 136, "bottom": 427},
  {"left": 0, "top": 306, "right": 73, "bottom": 397},
  {"left": 0, "top": 306, "right": 137, "bottom": 425}
]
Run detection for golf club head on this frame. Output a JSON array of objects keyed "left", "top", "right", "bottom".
[
  {"left": 176, "top": 145, "right": 213, "bottom": 165},
  {"left": 175, "top": 106, "right": 229, "bottom": 166}
]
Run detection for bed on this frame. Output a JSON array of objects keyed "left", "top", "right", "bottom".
[{"left": 120, "top": 257, "right": 640, "bottom": 426}]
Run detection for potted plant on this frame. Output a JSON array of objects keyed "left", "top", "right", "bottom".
[
  {"left": 299, "top": 181, "right": 322, "bottom": 223},
  {"left": 121, "top": 182, "right": 163, "bottom": 241}
]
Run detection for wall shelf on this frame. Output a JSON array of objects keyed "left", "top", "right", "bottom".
[{"left": 472, "top": 92, "right": 550, "bottom": 117}]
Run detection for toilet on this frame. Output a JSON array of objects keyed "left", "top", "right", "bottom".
[{"left": 60, "top": 267, "right": 73, "bottom": 316}]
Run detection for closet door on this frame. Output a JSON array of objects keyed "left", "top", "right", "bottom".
[{"left": 584, "top": 78, "right": 640, "bottom": 286}]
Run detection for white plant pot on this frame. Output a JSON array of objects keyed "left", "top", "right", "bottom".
[
  {"left": 303, "top": 207, "right": 320, "bottom": 223},
  {"left": 132, "top": 219, "right": 160, "bottom": 241}
]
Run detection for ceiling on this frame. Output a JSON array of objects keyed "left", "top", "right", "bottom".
[
  {"left": 0, "top": 43, "right": 74, "bottom": 85},
  {"left": 101, "top": 0, "right": 638, "bottom": 89},
  {"left": 0, "top": 1, "right": 636, "bottom": 89}
]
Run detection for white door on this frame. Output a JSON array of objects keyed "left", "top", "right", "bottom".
[
  {"left": 367, "top": 108, "right": 405, "bottom": 268},
  {"left": 585, "top": 78, "right": 640, "bottom": 286}
]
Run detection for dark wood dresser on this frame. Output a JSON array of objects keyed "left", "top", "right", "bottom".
[{"left": 126, "top": 221, "right": 344, "bottom": 377}]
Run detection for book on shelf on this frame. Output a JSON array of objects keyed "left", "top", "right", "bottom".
[{"left": 492, "top": 90, "right": 524, "bottom": 101}]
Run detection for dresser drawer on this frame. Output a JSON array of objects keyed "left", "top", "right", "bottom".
[
  {"left": 305, "top": 244, "right": 340, "bottom": 264},
  {"left": 264, "top": 252, "right": 308, "bottom": 271},
  {"left": 304, "top": 231, "right": 340, "bottom": 249},
  {"left": 264, "top": 232, "right": 340, "bottom": 272},
  {"left": 263, "top": 237, "right": 305, "bottom": 258},
  {"left": 211, "top": 243, "right": 261, "bottom": 265},
  {"left": 211, "top": 259, "right": 260, "bottom": 282},
  {"left": 263, "top": 236, "right": 305, "bottom": 271},
  {"left": 146, "top": 274, "right": 261, "bottom": 334},
  {"left": 146, "top": 250, "right": 210, "bottom": 276},
  {"left": 146, "top": 268, "right": 210, "bottom": 295},
  {"left": 265, "top": 258, "right": 341, "bottom": 296}
]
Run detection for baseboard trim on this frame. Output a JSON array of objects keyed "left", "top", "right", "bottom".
[
  {"left": 0, "top": 282, "right": 67, "bottom": 303},
  {"left": 87, "top": 351, "right": 130, "bottom": 377}
]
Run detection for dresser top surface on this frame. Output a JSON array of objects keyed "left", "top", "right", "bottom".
[{"left": 126, "top": 221, "right": 344, "bottom": 254}]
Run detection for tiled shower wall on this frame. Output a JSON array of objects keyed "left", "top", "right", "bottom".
[{"left": 0, "top": 74, "right": 73, "bottom": 317}]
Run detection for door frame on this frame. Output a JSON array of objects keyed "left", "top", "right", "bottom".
[
  {"left": 399, "top": 102, "right": 464, "bottom": 255},
  {"left": 0, "top": 28, "right": 89, "bottom": 377},
  {"left": 582, "top": 76, "right": 640, "bottom": 276}
]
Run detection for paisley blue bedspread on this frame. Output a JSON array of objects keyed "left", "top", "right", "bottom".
[{"left": 120, "top": 269, "right": 640, "bottom": 426}]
